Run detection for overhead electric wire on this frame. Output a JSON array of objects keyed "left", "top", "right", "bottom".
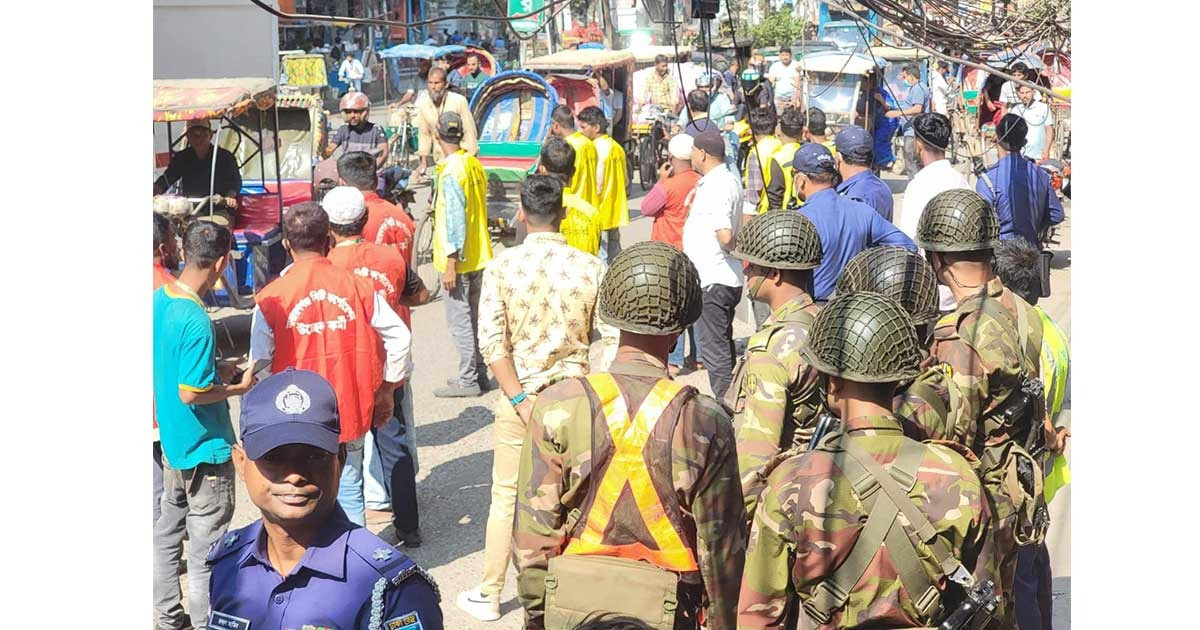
[{"left": 247, "top": 0, "right": 576, "bottom": 29}]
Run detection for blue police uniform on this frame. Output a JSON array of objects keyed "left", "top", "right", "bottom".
[
  {"left": 977, "top": 153, "right": 1065, "bottom": 245},
  {"left": 799, "top": 188, "right": 915, "bottom": 299},
  {"left": 836, "top": 170, "right": 895, "bottom": 222},
  {"left": 207, "top": 506, "right": 443, "bottom": 630}
]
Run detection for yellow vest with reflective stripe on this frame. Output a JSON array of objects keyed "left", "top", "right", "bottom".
[
  {"left": 744, "top": 135, "right": 782, "bottom": 214},
  {"left": 593, "top": 134, "right": 629, "bottom": 230},
  {"left": 771, "top": 141, "right": 801, "bottom": 210},
  {"left": 560, "top": 192, "right": 601, "bottom": 256},
  {"left": 1037, "top": 306, "right": 1071, "bottom": 504},
  {"left": 563, "top": 374, "right": 699, "bottom": 572},
  {"left": 433, "top": 150, "right": 493, "bottom": 273}
]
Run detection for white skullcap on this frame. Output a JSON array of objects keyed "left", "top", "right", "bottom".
[
  {"left": 322, "top": 186, "right": 367, "bottom": 225},
  {"left": 668, "top": 134, "right": 694, "bottom": 160}
]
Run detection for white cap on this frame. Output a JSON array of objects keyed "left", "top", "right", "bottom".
[
  {"left": 321, "top": 186, "right": 366, "bottom": 225},
  {"left": 668, "top": 134, "right": 694, "bottom": 160}
]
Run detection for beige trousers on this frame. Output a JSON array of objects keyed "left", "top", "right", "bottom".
[{"left": 480, "top": 393, "right": 535, "bottom": 596}]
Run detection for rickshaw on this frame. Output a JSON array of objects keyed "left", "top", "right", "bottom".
[
  {"left": 524, "top": 49, "right": 637, "bottom": 186},
  {"left": 406, "top": 70, "right": 560, "bottom": 301},
  {"left": 153, "top": 78, "right": 290, "bottom": 309},
  {"left": 961, "top": 51, "right": 1069, "bottom": 159},
  {"left": 627, "top": 47, "right": 691, "bottom": 189},
  {"left": 794, "top": 51, "right": 891, "bottom": 167}
]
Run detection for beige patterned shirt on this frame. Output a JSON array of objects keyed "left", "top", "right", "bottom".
[{"left": 477, "top": 232, "right": 616, "bottom": 393}]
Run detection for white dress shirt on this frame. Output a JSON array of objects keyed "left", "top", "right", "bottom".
[{"left": 683, "top": 163, "right": 744, "bottom": 289}]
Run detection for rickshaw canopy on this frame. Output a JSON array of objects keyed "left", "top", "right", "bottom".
[
  {"left": 985, "top": 51, "right": 1046, "bottom": 71},
  {"left": 869, "top": 46, "right": 931, "bottom": 62},
  {"left": 378, "top": 43, "right": 466, "bottom": 60},
  {"left": 524, "top": 49, "right": 636, "bottom": 71},
  {"left": 797, "top": 51, "right": 878, "bottom": 76},
  {"left": 153, "top": 78, "right": 277, "bottom": 122}
]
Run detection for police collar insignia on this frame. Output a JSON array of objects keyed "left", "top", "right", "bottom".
[
  {"left": 276, "top": 385, "right": 311, "bottom": 415},
  {"left": 372, "top": 547, "right": 394, "bottom": 561},
  {"left": 224, "top": 532, "right": 239, "bottom": 548}
]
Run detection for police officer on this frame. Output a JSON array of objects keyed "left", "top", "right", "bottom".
[
  {"left": 917, "top": 188, "right": 1050, "bottom": 625},
  {"left": 792, "top": 142, "right": 916, "bottom": 301},
  {"left": 513, "top": 241, "right": 745, "bottom": 630},
  {"left": 833, "top": 124, "right": 895, "bottom": 222},
  {"left": 723, "top": 211, "right": 824, "bottom": 524},
  {"left": 737, "top": 292, "right": 996, "bottom": 629},
  {"left": 834, "top": 245, "right": 978, "bottom": 446},
  {"left": 207, "top": 369, "right": 443, "bottom": 630}
]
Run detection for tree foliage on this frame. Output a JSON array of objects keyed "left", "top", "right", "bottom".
[{"left": 750, "top": 9, "right": 808, "bottom": 48}]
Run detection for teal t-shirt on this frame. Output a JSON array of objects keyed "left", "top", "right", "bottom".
[{"left": 153, "top": 285, "right": 234, "bottom": 469}]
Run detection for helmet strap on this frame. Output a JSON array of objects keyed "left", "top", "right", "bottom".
[{"left": 747, "top": 273, "right": 768, "bottom": 301}]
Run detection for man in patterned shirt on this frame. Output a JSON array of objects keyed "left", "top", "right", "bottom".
[{"left": 455, "top": 175, "right": 616, "bottom": 621}]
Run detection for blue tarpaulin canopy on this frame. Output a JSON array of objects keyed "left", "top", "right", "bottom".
[{"left": 378, "top": 44, "right": 466, "bottom": 60}]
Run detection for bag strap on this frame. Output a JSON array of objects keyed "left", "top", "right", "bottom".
[{"left": 804, "top": 439, "right": 970, "bottom": 625}]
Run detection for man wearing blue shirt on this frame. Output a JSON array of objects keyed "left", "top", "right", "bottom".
[
  {"left": 977, "top": 114, "right": 1065, "bottom": 245},
  {"left": 834, "top": 124, "right": 895, "bottom": 221},
  {"left": 208, "top": 369, "right": 443, "bottom": 630},
  {"left": 879, "top": 64, "right": 929, "bottom": 178},
  {"left": 792, "top": 143, "right": 916, "bottom": 300},
  {"left": 153, "top": 221, "right": 255, "bottom": 630}
]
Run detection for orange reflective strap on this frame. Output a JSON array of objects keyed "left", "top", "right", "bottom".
[{"left": 563, "top": 374, "right": 700, "bottom": 572}]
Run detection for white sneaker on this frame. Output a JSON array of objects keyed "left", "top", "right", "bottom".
[{"left": 456, "top": 588, "right": 501, "bottom": 621}]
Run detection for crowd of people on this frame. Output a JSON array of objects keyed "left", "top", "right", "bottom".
[{"left": 152, "top": 46, "right": 1069, "bottom": 630}]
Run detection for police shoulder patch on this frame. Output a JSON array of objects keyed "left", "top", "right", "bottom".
[
  {"left": 383, "top": 611, "right": 423, "bottom": 630},
  {"left": 390, "top": 563, "right": 441, "bottom": 602}
]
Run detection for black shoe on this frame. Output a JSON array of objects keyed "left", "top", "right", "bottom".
[{"left": 396, "top": 528, "right": 422, "bottom": 548}]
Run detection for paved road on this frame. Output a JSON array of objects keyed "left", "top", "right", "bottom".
[{"left": 198, "top": 160, "right": 1071, "bottom": 629}]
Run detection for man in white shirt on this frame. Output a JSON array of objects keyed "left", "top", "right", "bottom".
[
  {"left": 339, "top": 52, "right": 366, "bottom": 92},
  {"left": 1010, "top": 84, "right": 1055, "bottom": 162},
  {"left": 767, "top": 46, "right": 799, "bottom": 112},
  {"left": 898, "top": 112, "right": 969, "bottom": 311},
  {"left": 999, "top": 62, "right": 1041, "bottom": 113},
  {"left": 929, "top": 61, "right": 951, "bottom": 116},
  {"left": 682, "top": 130, "right": 743, "bottom": 399}
]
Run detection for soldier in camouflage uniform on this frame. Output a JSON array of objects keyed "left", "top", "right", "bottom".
[
  {"left": 834, "top": 245, "right": 978, "bottom": 446},
  {"left": 917, "top": 189, "right": 1050, "bottom": 625},
  {"left": 514, "top": 241, "right": 746, "bottom": 630},
  {"left": 723, "top": 211, "right": 824, "bottom": 525},
  {"left": 737, "top": 292, "right": 996, "bottom": 629}
]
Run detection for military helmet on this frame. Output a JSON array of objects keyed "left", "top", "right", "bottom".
[
  {"left": 800, "top": 292, "right": 922, "bottom": 383},
  {"left": 598, "top": 241, "right": 703, "bottom": 335},
  {"left": 732, "top": 211, "right": 823, "bottom": 270},
  {"left": 835, "top": 246, "right": 939, "bottom": 325},
  {"left": 915, "top": 188, "right": 1001, "bottom": 252}
]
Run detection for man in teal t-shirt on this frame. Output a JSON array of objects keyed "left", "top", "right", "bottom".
[{"left": 152, "top": 220, "right": 255, "bottom": 630}]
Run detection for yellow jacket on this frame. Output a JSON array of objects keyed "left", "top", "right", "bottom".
[
  {"left": 592, "top": 134, "right": 629, "bottom": 230},
  {"left": 433, "top": 150, "right": 493, "bottom": 273},
  {"left": 564, "top": 131, "right": 599, "bottom": 207}
]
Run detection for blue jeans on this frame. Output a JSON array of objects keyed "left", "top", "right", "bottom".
[
  {"left": 599, "top": 228, "right": 622, "bottom": 266},
  {"left": 723, "top": 131, "right": 740, "bottom": 170},
  {"left": 347, "top": 78, "right": 363, "bottom": 92},
  {"left": 669, "top": 325, "right": 699, "bottom": 367},
  {"left": 337, "top": 437, "right": 366, "bottom": 526},
  {"left": 364, "top": 384, "right": 419, "bottom": 510}
]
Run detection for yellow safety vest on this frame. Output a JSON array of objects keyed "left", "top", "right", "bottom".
[
  {"left": 744, "top": 135, "right": 782, "bottom": 214},
  {"left": 593, "top": 134, "right": 629, "bottom": 230},
  {"left": 563, "top": 374, "right": 699, "bottom": 572},
  {"left": 770, "top": 141, "right": 801, "bottom": 211},
  {"left": 560, "top": 192, "right": 601, "bottom": 256},
  {"left": 1037, "top": 306, "right": 1071, "bottom": 503},
  {"left": 565, "top": 131, "right": 600, "bottom": 207},
  {"left": 433, "top": 150, "right": 493, "bottom": 273}
]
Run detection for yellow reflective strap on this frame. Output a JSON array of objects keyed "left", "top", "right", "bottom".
[{"left": 565, "top": 374, "right": 699, "bottom": 572}]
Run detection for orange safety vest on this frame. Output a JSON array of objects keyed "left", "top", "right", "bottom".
[
  {"left": 255, "top": 257, "right": 383, "bottom": 443},
  {"left": 563, "top": 373, "right": 699, "bottom": 572},
  {"left": 328, "top": 239, "right": 412, "bottom": 328}
]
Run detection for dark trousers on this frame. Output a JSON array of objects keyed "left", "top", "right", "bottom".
[
  {"left": 1015, "top": 543, "right": 1054, "bottom": 630},
  {"left": 696, "top": 283, "right": 741, "bottom": 400},
  {"left": 377, "top": 385, "right": 419, "bottom": 533}
]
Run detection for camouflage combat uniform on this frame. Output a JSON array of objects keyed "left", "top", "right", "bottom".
[
  {"left": 918, "top": 190, "right": 1049, "bottom": 626},
  {"left": 738, "top": 291, "right": 998, "bottom": 630},
  {"left": 513, "top": 241, "right": 746, "bottom": 630},
  {"left": 726, "top": 295, "right": 821, "bottom": 522},
  {"left": 737, "top": 417, "right": 995, "bottom": 629},
  {"left": 725, "top": 211, "right": 826, "bottom": 524}
]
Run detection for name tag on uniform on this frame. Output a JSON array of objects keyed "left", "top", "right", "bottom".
[
  {"left": 384, "top": 612, "right": 423, "bottom": 630},
  {"left": 207, "top": 611, "right": 251, "bottom": 630}
]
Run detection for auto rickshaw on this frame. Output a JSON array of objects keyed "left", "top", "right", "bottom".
[{"left": 153, "top": 78, "right": 289, "bottom": 308}]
